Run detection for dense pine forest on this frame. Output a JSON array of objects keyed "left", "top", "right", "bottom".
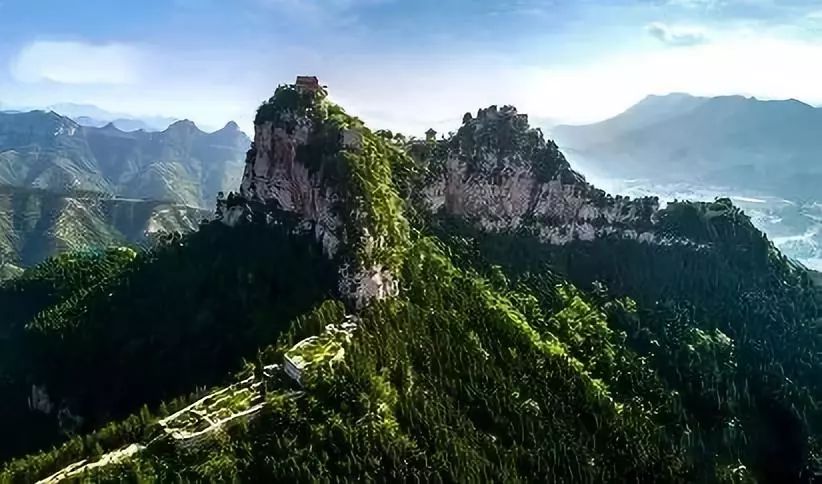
[{"left": 1, "top": 81, "right": 820, "bottom": 483}]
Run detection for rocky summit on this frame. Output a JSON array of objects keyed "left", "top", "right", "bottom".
[
  {"left": 2, "top": 79, "right": 821, "bottom": 483},
  {"left": 416, "top": 105, "right": 660, "bottom": 245}
]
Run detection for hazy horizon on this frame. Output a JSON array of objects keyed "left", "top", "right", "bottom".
[{"left": 5, "top": 0, "right": 822, "bottom": 135}]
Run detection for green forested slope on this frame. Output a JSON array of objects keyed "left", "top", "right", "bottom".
[
  {"left": 431, "top": 201, "right": 822, "bottom": 482},
  {"left": 1, "top": 84, "right": 820, "bottom": 483},
  {"left": 0, "top": 263, "right": 22, "bottom": 281},
  {"left": 1, "top": 233, "right": 692, "bottom": 482},
  {"left": 0, "top": 216, "right": 336, "bottom": 463}
]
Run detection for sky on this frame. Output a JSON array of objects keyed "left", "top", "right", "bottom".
[{"left": 3, "top": 0, "right": 822, "bottom": 134}]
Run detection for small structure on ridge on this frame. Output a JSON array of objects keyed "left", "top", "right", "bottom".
[{"left": 295, "top": 76, "right": 322, "bottom": 94}]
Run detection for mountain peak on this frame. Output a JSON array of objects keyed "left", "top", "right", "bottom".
[
  {"left": 254, "top": 77, "right": 329, "bottom": 125},
  {"left": 632, "top": 92, "right": 707, "bottom": 110},
  {"left": 12, "top": 110, "right": 82, "bottom": 134},
  {"left": 710, "top": 94, "right": 751, "bottom": 103},
  {"left": 169, "top": 118, "right": 197, "bottom": 128},
  {"left": 787, "top": 97, "right": 810, "bottom": 105},
  {"left": 767, "top": 97, "right": 814, "bottom": 111},
  {"left": 46, "top": 102, "right": 114, "bottom": 120},
  {"left": 209, "top": 120, "right": 249, "bottom": 142},
  {"left": 453, "top": 104, "right": 580, "bottom": 184},
  {"left": 640, "top": 92, "right": 698, "bottom": 102},
  {"left": 165, "top": 119, "right": 201, "bottom": 134}
]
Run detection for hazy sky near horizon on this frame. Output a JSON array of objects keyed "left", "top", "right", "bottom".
[{"left": 2, "top": 0, "right": 822, "bottom": 134}]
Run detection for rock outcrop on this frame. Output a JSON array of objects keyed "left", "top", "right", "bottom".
[
  {"left": 226, "top": 81, "right": 407, "bottom": 308},
  {"left": 417, "top": 105, "right": 660, "bottom": 245},
  {"left": 28, "top": 384, "right": 54, "bottom": 414}
]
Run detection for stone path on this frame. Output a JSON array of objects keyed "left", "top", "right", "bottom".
[{"left": 37, "top": 364, "right": 291, "bottom": 483}]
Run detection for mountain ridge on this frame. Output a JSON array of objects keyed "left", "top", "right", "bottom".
[
  {"left": 552, "top": 93, "right": 822, "bottom": 187},
  {"left": 44, "top": 103, "right": 178, "bottom": 133},
  {"left": 1, "top": 103, "right": 182, "bottom": 133},
  {"left": 553, "top": 93, "right": 822, "bottom": 146},
  {"left": 0, "top": 110, "right": 251, "bottom": 208}
]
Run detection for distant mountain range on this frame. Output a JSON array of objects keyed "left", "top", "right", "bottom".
[
  {"left": 0, "top": 109, "right": 248, "bottom": 269},
  {"left": 552, "top": 93, "right": 822, "bottom": 199},
  {"left": 0, "top": 110, "right": 251, "bottom": 208},
  {"left": 72, "top": 116, "right": 166, "bottom": 132},
  {"left": 552, "top": 93, "right": 822, "bottom": 270},
  {"left": 1, "top": 103, "right": 180, "bottom": 132}
]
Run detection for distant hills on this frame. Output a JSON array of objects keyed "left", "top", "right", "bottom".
[
  {"left": 0, "top": 110, "right": 251, "bottom": 208},
  {"left": 0, "top": 185, "right": 208, "bottom": 271},
  {"left": 72, "top": 116, "right": 164, "bottom": 133},
  {"left": 552, "top": 93, "right": 822, "bottom": 199},
  {"left": 0, "top": 108, "right": 248, "bottom": 269},
  {"left": 39, "top": 103, "right": 177, "bottom": 132}
]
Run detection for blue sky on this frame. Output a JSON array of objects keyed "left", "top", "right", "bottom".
[{"left": 3, "top": 0, "right": 822, "bottom": 134}]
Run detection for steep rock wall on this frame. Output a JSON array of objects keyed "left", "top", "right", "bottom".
[
  {"left": 228, "top": 84, "right": 404, "bottom": 308},
  {"left": 239, "top": 119, "right": 343, "bottom": 257},
  {"left": 418, "top": 105, "right": 660, "bottom": 245}
]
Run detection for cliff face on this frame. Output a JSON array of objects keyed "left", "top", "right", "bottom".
[
  {"left": 239, "top": 116, "right": 343, "bottom": 257},
  {"left": 228, "top": 85, "right": 405, "bottom": 307}
]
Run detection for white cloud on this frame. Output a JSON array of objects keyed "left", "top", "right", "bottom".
[
  {"left": 254, "top": 0, "right": 387, "bottom": 17},
  {"left": 329, "top": 29, "right": 822, "bottom": 136},
  {"left": 11, "top": 41, "right": 143, "bottom": 85},
  {"left": 665, "top": 0, "right": 722, "bottom": 8},
  {"left": 646, "top": 22, "right": 709, "bottom": 46}
]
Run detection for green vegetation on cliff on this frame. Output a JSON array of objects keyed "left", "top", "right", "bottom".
[{"left": 254, "top": 84, "right": 413, "bottom": 269}]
